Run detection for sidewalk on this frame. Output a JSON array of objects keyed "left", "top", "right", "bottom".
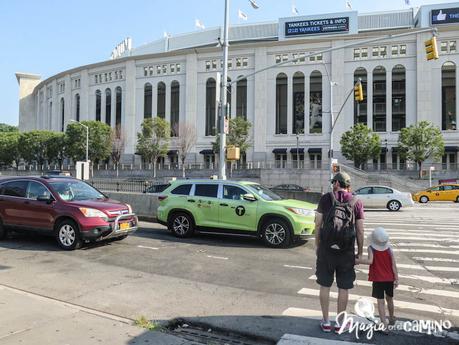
[
  {"left": 0, "top": 285, "right": 187, "bottom": 345},
  {"left": 1, "top": 284, "right": 458, "bottom": 345}
]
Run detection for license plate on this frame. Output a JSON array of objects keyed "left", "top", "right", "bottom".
[{"left": 119, "top": 222, "right": 129, "bottom": 231}]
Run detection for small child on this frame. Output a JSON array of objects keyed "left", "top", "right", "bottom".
[{"left": 356, "top": 227, "right": 399, "bottom": 330}]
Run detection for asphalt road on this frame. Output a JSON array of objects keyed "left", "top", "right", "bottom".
[{"left": 0, "top": 202, "right": 458, "bottom": 344}]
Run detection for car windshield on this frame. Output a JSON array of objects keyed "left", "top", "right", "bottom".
[
  {"left": 247, "top": 184, "right": 283, "bottom": 201},
  {"left": 49, "top": 180, "right": 105, "bottom": 201}
]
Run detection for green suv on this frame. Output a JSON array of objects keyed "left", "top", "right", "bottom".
[{"left": 156, "top": 180, "right": 316, "bottom": 248}]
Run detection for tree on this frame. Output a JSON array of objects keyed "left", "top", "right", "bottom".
[
  {"left": 111, "top": 125, "right": 125, "bottom": 177},
  {"left": 46, "top": 132, "right": 67, "bottom": 169},
  {"left": 18, "top": 131, "right": 56, "bottom": 166},
  {"left": 174, "top": 122, "right": 197, "bottom": 178},
  {"left": 0, "top": 132, "right": 20, "bottom": 167},
  {"left": 65, "top": 121, "right": 111, "bottom": 164},
  {"left": 0, "top": 123, "right": 18, "bottom": 133},
  {"left": 212, "top": 117, "right": 252, "bottom": 157},
  {"left": 340, "top": 123, "right": 381, "bottom": 169},
  {"left": 398, "top": 121, "right": 444, "bottom": 179},
  {"left": 136, "top": 118, "right": 170, "bottom": 177}
]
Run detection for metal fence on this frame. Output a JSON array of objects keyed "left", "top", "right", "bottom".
[{"left": 89, "top": 180, "right": 156, "bottom": 193}]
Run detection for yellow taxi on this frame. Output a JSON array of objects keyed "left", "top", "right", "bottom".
[{"left": 412, "top": 184, "right": 459, "bottom": 203}]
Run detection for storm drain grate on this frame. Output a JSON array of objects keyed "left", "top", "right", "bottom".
[{"left": 166, "top": 321, "right": 274, "bottom": 345}]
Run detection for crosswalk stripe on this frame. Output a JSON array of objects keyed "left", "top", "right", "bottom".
[
  {"left": 282, "top": 307, "right": 336, "bottom": 318},
  {"left": 307, "top": 275, "right": 459, "bottom": 298},
  {"left": 381, "top": 237, "right": 459, "bottom": 242},
  {"left": 365, "top": 229, "right": 459, "bottom": 236},
  {"left": 392, "top": 248, "right": 459, "bottom": 255},
  {"left": 396, "top": 263, "right": 459, "bottom": 272},
  {"left": 297, "top": 288, "right": 459, "bottom": 317},
  {"left": 413, "top": 256, "right": 459, "bottom": 263},
  {"left": 353, "top": 269, "right": 457, "bottom": 284},
  {"left": 365, "top": 222, "right": 459, "bottom": 227},
  {"left": 394, "top": 243, "right": 458, "bottom": 248}
]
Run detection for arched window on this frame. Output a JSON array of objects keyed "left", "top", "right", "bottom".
[
  {"left": 95, "top": 90, "right": 101, "bottom": 121},
  {"left": 75, "top": 94, "right": 80, "bottom": 122},
  {"left": 60, "top": 98, "right": 65, "bottom": 132},
  {"left": 157, "top": 82, "right": 166, "bottom": 119},
  {"left": 309, "top": 71, "right": 322, "bottom": 134},
  {"left": 49, "top": 102, "right": 53, "bottom": 129},
  {"left": 236, "top": 77, "right": 247, "bottom": 119},
  {"left": 115, "top": 86, "right": 122, "bottom": 128},
  {"left": 171, "top": 81, "right": 180, "bottom": 136},
  {"left": 144, "top": 83, "right": 152, "bottom": 119},
  {"left": 206, "top": 78, "right": 216, "bottom": 136},
  {"left": 392, "top": 65, "right": 406, "bottom": 131},
  {"left": 442, "top": 62, "right": 456, "bottom": 130},
  {"left": 276, "top": 73, "right": 287, "bottom": 134},
  {"left": 373, "top": 66, "right": 386, "bottom": 132},
  {"left": 354, "top": 68, "right": 367, "bottom": 125},
  {"left": 293, "top": 72, "right": 305, "bottom": 134},
  {"left": 105, "top": 88, "right": 112, "bottom": 126}
]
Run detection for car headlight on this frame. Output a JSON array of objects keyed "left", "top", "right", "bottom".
[
  {"left": 79, "top": 207, "right": 107, "bottom": 218},
  {"left": 126, "top": 204, "right": 133, "bottom": 213},
  {"left": 287, "top": 207, "right": 315, "bottom": 217}
]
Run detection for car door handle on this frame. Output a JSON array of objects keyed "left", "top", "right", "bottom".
[
  {"left": 188, "top": 199, "right": 196, "bottom": 203},
  {"left": 220, "top": 203, "right": 229, "bottom": 206}
]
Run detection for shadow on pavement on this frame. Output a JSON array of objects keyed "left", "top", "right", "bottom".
[
  {"left": 127, "top": 315, "right": 458, "bottom": 345},
  {"left": 133, "top": 226, "right": 308, "bottom": 249}
]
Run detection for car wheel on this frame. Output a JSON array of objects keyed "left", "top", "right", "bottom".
[
  {"left": 387, "top": 200, "right": 401, "bottom": 212},
  {"left": 0, "top": 220, "right": 7, "bottom": 240},
  {"left": 169, "top": 212, "right": 194, "bottom": 238},
  {"left": 55, "top": 220, "right": 82, "bottom": 250},
  {"left": 419, "top": 196, "right": 429, "bottom": 204},
  {"left": 261, "top": 218, "right": 291, "bottom": 248}
]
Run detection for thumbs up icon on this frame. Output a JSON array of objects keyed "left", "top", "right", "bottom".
[{"left": 436, "top": 10, "right": 447, "bottom": 21}]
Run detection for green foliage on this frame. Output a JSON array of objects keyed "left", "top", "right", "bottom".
[
  {"left": 136, "top": 118, "right": 170, "bottom": 176},
  {"left": 212, "top": 117, "right": 252, "bottom": 155},
  {"left": 134, "top": 316, "right": 159, "bottom": 331},
  {"left": 0, "top": 132, "right": 20, "bottom": 166},
  {"left": 65, "top": 121, "right": 111, "bottom": 163},
  {"left": 46, "top": 132, "right": 66, "bottom": 167},
  {"left": 18, "top": 131, "right": 57, "bottom": 165},
  {"left": 340, "top": 123, "right": 381, "bottom": 169},
  {"left": 398, "top": 121, "right": 444, "bottom": 178},
  {"left": 0, "top": 123, "right": 18, "bottom": 133}
]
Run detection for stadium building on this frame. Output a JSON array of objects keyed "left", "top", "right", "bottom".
[{"left": 16, "top": 2, "right": 459, "bottom": 170}]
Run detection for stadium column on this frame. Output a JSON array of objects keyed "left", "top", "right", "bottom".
[
  {"left": 124, "top": 60, "right": 137, "bottom": 157},
  {"left": 80, "top": 69, "right": 89, "bottom": 121},
  {"left": 252, "top": 46, "right": 268, "bottom": 162}
]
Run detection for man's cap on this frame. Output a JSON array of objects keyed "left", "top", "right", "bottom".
[{"left": 333, "top": 172, "right": 351, "bottom": 187}]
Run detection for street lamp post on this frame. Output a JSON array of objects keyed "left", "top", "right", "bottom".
[
  {"left": 70, "top": 120, "right": 89, "bottom": 162},
  {"left": 218, "top": 0, "right": 230, "bottom": 180}
]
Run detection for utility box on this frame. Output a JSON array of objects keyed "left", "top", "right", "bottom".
[
  {"left": 227, "top": 146, "right": 240, "bottom": 161},
  {"left": 76, "top": 161, "right": 90, "bottom": 180}
]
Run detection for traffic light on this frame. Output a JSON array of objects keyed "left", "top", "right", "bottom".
[
  {"left": 425, "top": 36, "right": 439, "bottom": 61},
  {"left": 354, "top": 82, "right": 364, "bottom": 102}
]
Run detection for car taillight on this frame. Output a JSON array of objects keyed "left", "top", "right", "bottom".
[{"left": 158, "top": 195, "right": 168, "bottom": 201}]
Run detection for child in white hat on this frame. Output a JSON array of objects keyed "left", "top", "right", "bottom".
[{"left": 356, "top": 227, "right": 399, "bottom": 331}]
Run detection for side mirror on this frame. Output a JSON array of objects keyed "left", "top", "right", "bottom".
[
  {"left": 37, "top": 195, "right": 54, "bottom": 204},
  {"left": 243, "top": 193, "right": 257, "bottom": 202}
]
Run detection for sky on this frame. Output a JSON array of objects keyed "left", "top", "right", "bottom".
[{"left": 0, "top": 0, "right": 448, "bottom": 125}]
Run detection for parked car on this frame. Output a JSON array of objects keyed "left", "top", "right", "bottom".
[
  {"left": 271, "top": 184, "right": 310, "bottom": 192},
  {"left": 156, "top": 179, "right": 316, "bottom": 248},
  {"left": 144, "top": 183, "right": 171, "bottom": 194},
  {"left": 353, "top": 185, "right": 414, "bottom": 211},
  {"left": 412, "top": 184, "right": 459, "bottom": 203},
  {"left": 0, "top": 176, "right": 138, "bottom": 250},
  {"left": 45, "top": 170, "right": 72, "bottom": 177}
]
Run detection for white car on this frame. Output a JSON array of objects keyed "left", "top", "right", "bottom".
[{"left": 353, "top": 185, "right": 414, "bottom": 211}]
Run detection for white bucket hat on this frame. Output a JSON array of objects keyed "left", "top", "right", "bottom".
[{"left": 370, "top": 227, "right": 390, "bottom": 251}]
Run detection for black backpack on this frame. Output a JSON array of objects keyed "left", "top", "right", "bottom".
[{"left": 320, "top": 192, "right": 356, "bottom": 252}]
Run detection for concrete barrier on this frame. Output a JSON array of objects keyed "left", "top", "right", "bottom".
[
  {"left": 104, "top": 191, "right": 159, "bottom": 221},
  {"left": 103, "top": 190, "right": 321, "bottom": 221}
]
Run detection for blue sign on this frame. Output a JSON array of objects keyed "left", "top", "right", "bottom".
[
  {"left": 432, "top": 8, "right": 459, "bottom": 25},
  {"left": 285, "top": 17, "right": 349, "bottom": 37}
]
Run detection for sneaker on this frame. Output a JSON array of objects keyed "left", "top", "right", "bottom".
[
  {"left": 320, "top": 319, "right": 332, "bottom": 333},
  {"left": 335, "top": 320, "right": 351, "bottom": 334}
]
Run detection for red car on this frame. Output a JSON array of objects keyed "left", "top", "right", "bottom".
[{"left": 0, "top": 176, "right": 138, "bottom": 250}]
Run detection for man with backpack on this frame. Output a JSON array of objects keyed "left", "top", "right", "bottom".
[{"left": 314, "top": 172, "right": 365, "bottom": 334}]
